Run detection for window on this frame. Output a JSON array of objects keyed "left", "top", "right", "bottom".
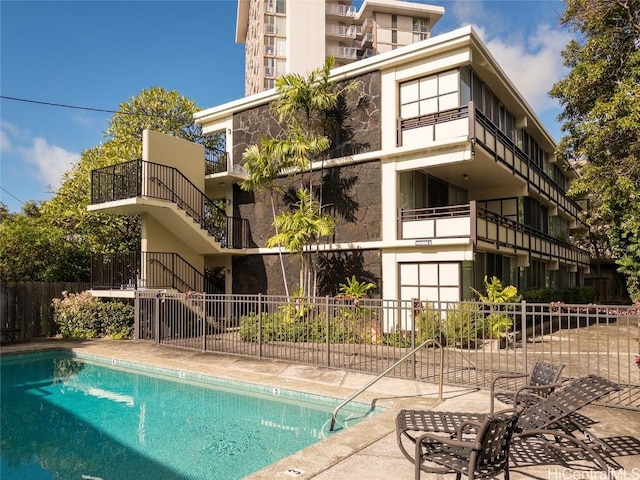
[
  {"left": 399, "top": 171, "right": 467, "bottom": 210},
  {"left": 399, "top": 70, "right": 460, "bottom": 118},
  {"left": 264, "top": 15, "right": 285, "bottom": 35},
  {"left": 412, "top": 18, "right": 429, "bottom": 42},
  {"left": 463, "top": 66, "right": 515, "bottom": 142},
  {"left": 265, "top": 36, "right": 286, "bottom": 56},
  {"left": 521, "top": 197, "right": 549, "bottom": 234}
]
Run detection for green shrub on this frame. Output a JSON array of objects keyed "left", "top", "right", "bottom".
[
  {"left": 520, "top": 286, "right": 598, "bottom": 304},
  {"left": 442, "top": 303, "right": 483, "bottom": 348},
  {"left": 52, "top": 291, "right": 134, "bottom": 340}
]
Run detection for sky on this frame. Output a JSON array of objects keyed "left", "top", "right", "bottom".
[{"left": 0, "top": 0, "right": 570, "bottom": 213}]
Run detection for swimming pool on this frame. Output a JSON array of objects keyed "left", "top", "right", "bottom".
[{"left": 0, "top": 351, "right": 379, "bottom": 480}]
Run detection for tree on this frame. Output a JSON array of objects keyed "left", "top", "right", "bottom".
[
  {"left": 242, "top": 58, "right": 352, "bottom": 296},
  {"left": 43, "top": 87, "right": 221, "bottom": 255},
  {"left": 266, "top": 188, "right": 335, "bottom": 296},
  {"left": 241, "top": 142, "right": 291, "bottom": 296},
  {"left": 0, "top": 207, "right": 90, "bottom": 281},
  {"left": 550, "top": 0, "right": 640, "bottom": 300},
  {"left": 3, "top": 88, "right": 220, "bottom": 282}
]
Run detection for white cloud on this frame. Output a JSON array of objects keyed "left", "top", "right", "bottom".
[
  {"left": 481, "top": 24, "right": 570, "bottom": 112},
  {"left": 1, "top": 121, "right": 80, "bottom": 191},
  {"left": 0, "top": 120, "right": 21, "bottom": 152},
  {"left": 18, "top": 137, "right": 80, "bottom": 191},
  {"left": 449, "top": 1, "right": 570, "bottom": 114}
]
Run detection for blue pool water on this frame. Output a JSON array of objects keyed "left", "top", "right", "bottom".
[{"left": 0, "top": 351, "right": 378, "bottom": 480}]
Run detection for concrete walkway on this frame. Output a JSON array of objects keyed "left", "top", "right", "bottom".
[{"left": 2, "top": 339, "right": 639, "bottom": 480}]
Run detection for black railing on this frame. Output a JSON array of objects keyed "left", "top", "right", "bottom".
[
  {"left": 396, "top": 102, "right": 584, "bottom": 226},
  {"left": 90, "top": 159, "right": 248, "bottom": 249},
  {"left": 472, "top": 107, "right": 583, "bottom": 222},
  {"left": 205, "top": 148, "right": 228, "bottom": 175},
  {"left": 91, "top": 252, "right": 219, "bottom": 293},
  {"left": 398, "top": 202, "right": 590, "bottom": 267}
]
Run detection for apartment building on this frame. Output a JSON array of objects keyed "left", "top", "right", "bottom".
[
  {"left": 88, "top": 25, "right": 590, "bottom": 303},
  {"left": 237, "top": 0, "right": 444, "bottom": 95}
]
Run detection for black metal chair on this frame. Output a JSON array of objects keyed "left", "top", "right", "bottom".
[
  {"left": 410, "top": 410, "right": 520, "bottom": 480},
  {"left": 490, "top": 361, "right": 565, "bottom": 413},
  {"left": 397, "top": 375, "right": 621, "bottom": 473}
]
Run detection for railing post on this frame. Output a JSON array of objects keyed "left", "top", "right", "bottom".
[
  {"left": 154, "top": 293, "right": 160, "bottom": 345},
  {"left": 134, "top": 292, "right": 140, "bottom": 341},
  {"left": 258, "top": 293, "right": 263, "bottom": 359},
  {"left": 521, "top": 300, "right": 527, "bottom": 373},
  {"left": 326, "top": 296, "right": 331, "bottom": 368},
  {"left": 202, "top": 294, "right": 207, "bottom": 352}
]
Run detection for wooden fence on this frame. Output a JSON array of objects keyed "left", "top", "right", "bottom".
[{"left": 0, "top": 282, "right": 91, "bottom": 342}]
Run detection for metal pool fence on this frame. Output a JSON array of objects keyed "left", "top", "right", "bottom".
[{"left": 135, "top": 291, "right": 640, "bottom": 410}]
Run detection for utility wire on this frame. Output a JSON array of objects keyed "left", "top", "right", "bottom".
[
  {"left": 0, "top": 95, "right": 193, "bottom": 119},
  {"left": 0, "top": 95, "right": 123, "bottom": 115},
  {"left": 0, "top": 186, "right": 24, "bottom": 205},
  {"left": 0, "top": 95, "right": 225, "bottom": 151}
]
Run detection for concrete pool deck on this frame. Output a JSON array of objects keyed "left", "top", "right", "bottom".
[{"left": 2, "top": 338, "right": 639, "bottom": 480}]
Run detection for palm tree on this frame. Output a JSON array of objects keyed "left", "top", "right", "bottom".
[
  {"left": 267, "top": 188, "right": 335, "bottom": 296},
  {"left": 241, "top": 142, "right": 290, "bottom": 297}
]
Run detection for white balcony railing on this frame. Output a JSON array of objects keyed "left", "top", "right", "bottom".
[
  {"left": 325, "top": 3, "right": 356, "bottom": 17},
  {"left": 325, "top": 24, "right": 357, "bottom": 38},
  {"left": 264, "top": 23, "right": 276, "bottom": 35},
  {"left": 355, "top": 18, "right": 374, "bottom": 36},
  {"left": 326, "top": 45, "right": 357, "bottom": 59},
  {"left": 264, "top": 45, "right": 275, "bottom": 55},
  {"left": 264, "top": 66, "right": 275, "bottom": 77}
]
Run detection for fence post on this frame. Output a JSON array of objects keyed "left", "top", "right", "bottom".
[
  {"left": 154, "top": 294, "right": 160, "bottom": 345},
  {"left": 326, "top": 296, "right": 331, "bottom": 368},
  {"left": 202, "top": 294, "right": 207, "bottom": 353},
  {"left": 520, "top": 300, "right": 527, "bottom": 373},
  {"left": 134, "top": 292, "right": 139, "bottom": 341},
  {"left": 258, "top": 293, "right": 263, "bottom": 359}
]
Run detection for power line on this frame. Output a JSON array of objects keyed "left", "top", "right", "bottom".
[
  {"left": 0, "top": 95, "right": 123, "bottom": 115},
  {"left": 0, "top": 186, "right": 24, "bottom": 205},
  {"left": 0, "top": 95, "right": 194, "bottom": 119}
]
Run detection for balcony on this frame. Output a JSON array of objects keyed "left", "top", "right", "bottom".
[
  {"left": 398, "top": 202, "right": 590, "bottom": 268},
  {"left": 264, "top": 44, "right": 275, "bottom": 56},
  {"left": 396, "top": 102, "right": 585, "bottom": 226},
  {"left": 326, "top": 45, "right": 357, "bottom": 60},
  {"left": 325, "top": 24, "right": 357, "bottom": 39},
  {"left": 265, "top": 65, "right": 276, "bottom": 77},
  {"left": 355, "top": 33, "right": 373, "bottom": 49},
  {"left": 357, "top": 48, "right": 375, "bottom": 60},
  {"left": 89, "top": 160, "right": 249, "bottom": 253},
  {"left": 325, "top": 3, "right": 356, "bottom": 18},
  {"left": 355, "top": 18, "right": 373, "bottom": 37}
]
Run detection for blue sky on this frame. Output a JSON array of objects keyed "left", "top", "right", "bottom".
[{"left": 0, "top": 0, "right": 569, "bottom": 213}]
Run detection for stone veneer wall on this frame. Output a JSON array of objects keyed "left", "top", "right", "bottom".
[
  {"left": 234, "top": 159, "right": 382, "bottom": 247},
  {"left": 233, "top": 71, "right": 382, "bottom": 163},
  {"left": 232, "top": 249, "right": 382, "bottom": 296},
  {"left": 231, "top": 70, "right": 383, "bottom": 296}
]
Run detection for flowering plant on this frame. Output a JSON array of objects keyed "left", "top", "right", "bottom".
[{"left": 636, "top": 354, "right": 640, "bottom": 370}]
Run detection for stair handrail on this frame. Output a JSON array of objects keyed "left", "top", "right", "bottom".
[
  {"left": 91, "top": 159, "right": 247, "bottom": 248},
  {"left": 329, "top": 338, "right": 443, "bottom": 431}
]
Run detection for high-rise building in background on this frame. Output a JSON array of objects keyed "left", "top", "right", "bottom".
[{"left": 236, "top": 0, "right": 444, "bottom": 95}]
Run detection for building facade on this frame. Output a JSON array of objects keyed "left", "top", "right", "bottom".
[
  {"left": 237, "top": 0, "right": 444, "bottom": 95},
  {"left": 88, "top": 26, "right": 590, "bottom": 303}
]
